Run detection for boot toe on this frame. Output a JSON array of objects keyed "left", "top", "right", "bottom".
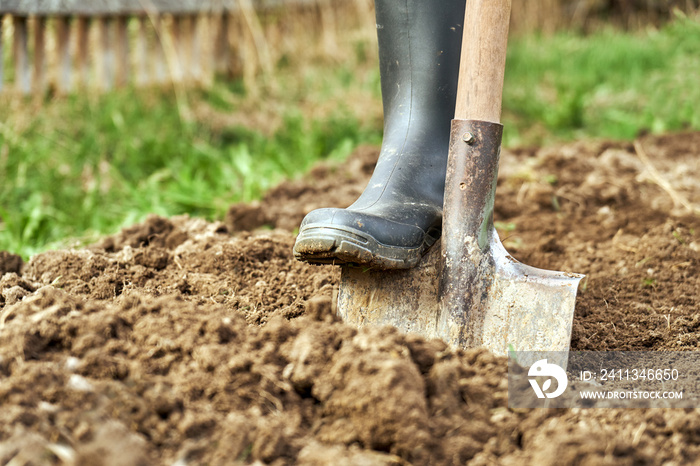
[{"left": 293, "top": 207, "right": 440, "bottom": 269}]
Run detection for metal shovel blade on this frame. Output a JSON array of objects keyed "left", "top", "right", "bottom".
[{"left": 338, "top": 119, "right": 584, "bottom": 358}]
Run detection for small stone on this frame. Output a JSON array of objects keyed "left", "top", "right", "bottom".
[{"left": 67, "top": 374, "right": 94, "bottom": 392}]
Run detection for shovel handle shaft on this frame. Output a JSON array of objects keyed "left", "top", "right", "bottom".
[{"left": 454, "top": 0, "right": 511, "bottom": 123}]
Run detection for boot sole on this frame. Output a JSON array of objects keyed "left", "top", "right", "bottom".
[{"left": 293, "top": 224, "right": 440, "bottom": 269}]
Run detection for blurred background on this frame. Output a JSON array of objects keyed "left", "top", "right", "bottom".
[{"left": 1, "top": 0, "right": 699, "bottom": 257}]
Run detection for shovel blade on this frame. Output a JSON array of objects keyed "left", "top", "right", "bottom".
[
  {"left": 485, "top": 235, "right": 583, "bottom": 355},
  {"left": 441, "top": 230, "right": 584, "bottom": 357},
  {"left": 337, "top": 236, "right": 583, "bottom": 357}
]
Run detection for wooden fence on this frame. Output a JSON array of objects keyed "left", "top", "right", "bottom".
[
  {"left": 512, "top": 0, "right": 699, "bottom": 34},
  {"left": 0, "top": 0, "right": 359, "bottom": 94},
  {"left": 1, "top": 0, "right": 697, "bottom": 95}
]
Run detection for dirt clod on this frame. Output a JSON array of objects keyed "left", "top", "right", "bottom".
[{"left": 0, "top": 251, "right": 23, "bottom": 275}]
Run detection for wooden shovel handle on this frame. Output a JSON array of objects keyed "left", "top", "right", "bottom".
[{"left": 454, "top": 0, "right": 512, "bottom": 123}]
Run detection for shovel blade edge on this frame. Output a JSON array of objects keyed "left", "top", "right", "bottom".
[{"left": 479, "top": 234, "right": 584, "bottom": 357}]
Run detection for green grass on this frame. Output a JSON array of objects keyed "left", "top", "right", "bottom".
[
  {"left": 1, "top": 14, "right": 699, "bottom": 258},
  {"left": 503, "top": 12, "right": 700, "bottom": 146},
  {"left": 0, "top": 88, "right": 380, "bottom": 258}
]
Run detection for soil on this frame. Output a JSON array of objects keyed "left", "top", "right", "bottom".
[{"left": 1, "top": 132, "right": 698, "bottom": 465}]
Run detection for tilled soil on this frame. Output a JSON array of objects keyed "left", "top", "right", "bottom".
[{"left": 0, "top": 132, "right": 698, "bottom": 465}]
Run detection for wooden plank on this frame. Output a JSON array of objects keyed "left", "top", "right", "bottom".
[
  {"left": 33, "top": 16, "right": 46, "bottom": 92},
  {"left": 200, "top": 14, "right": 218, "bottom": 82},
  {"left": 177, "top": 14, "right": 192, "bottom": 82},
  {"left": 201, "top": 14, "right": 216, "bottom": 83},
  {"left": 1, "top": 1, "right": 297, "bottom": 16},
  {"left": 115, "top": 15, "right": 128, "bottom": 87},
  {"left": 13, "top": 15, "right": 30, "bottom": 94},
  {"left": 0, "top": 15, "right": 4, "bottom": 92},
  {"left": 239, "top": 0, "right": 272, "bottom": 76},
  {"left": 100, "top": 16, "right": 114, "bottom": 90},
  {"left": 55, "top": 16, "right": 72, "bottom": 93},
  {"left": 318, "top": 0, "right": 338, "bottom": 57},
  {"left": 189, "top": 14, "right": 202, "bottom": 82},
  {"left": 214, "top": 13, "right": 230, "bottom": 75},
  {"left": 171, "top": 14, "right": 184, "bottom": 82},
  {"left": 186, "top": 14, "right": 196, "bottom": 82},
  {"left": 152, "top": 14, "right": 167, "bottom": 83},
  {"left": 75, "top": 16, "right": 90, "bottom": 86},
  {"left": 75, "top": 16, "right": 91, "bottom": 86},
  {"left": 229, "top": 13, "right": 245, "bottom": 78},
  {"left": 135, "top": 15, "right": 148, "bottom": 85}
]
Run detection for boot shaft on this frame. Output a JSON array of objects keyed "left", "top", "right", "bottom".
[
  {"left": 375, "top": 0, "right": 466, "bottom": 136},
  {"left": 353, "top": 0, "right": 466, "bottom": 211}
]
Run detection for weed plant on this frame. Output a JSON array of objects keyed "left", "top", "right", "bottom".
[{"left": 1, "top": 14, "right": 699, "bottom": 258}]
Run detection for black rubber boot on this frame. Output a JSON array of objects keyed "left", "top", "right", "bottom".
[{"left": 294, "top": 0, "right": 465, "bottom": 269}]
